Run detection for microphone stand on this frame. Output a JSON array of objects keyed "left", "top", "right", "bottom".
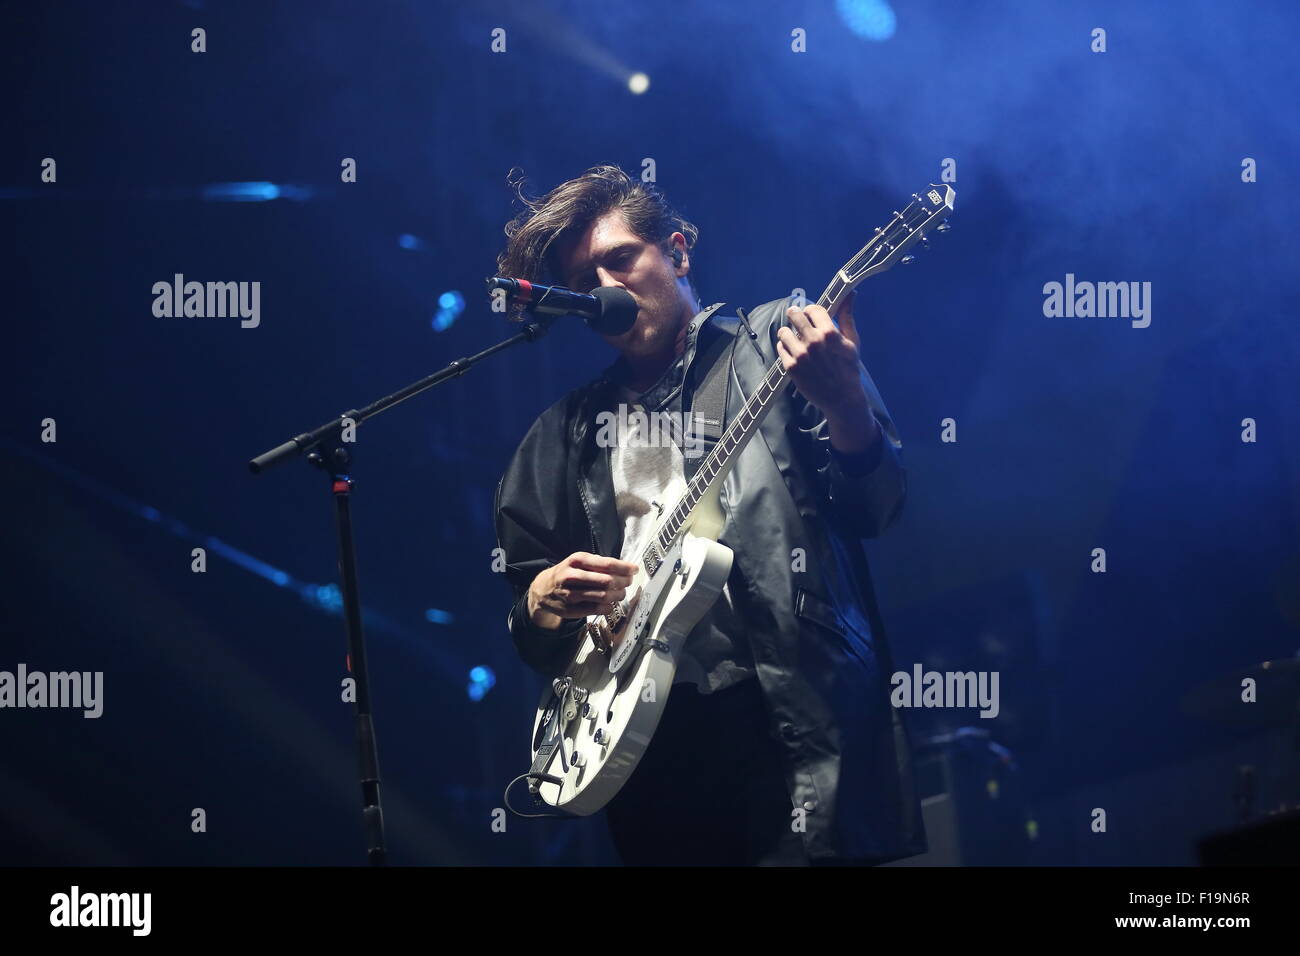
[{"left": 248, "top": 309, "right": 562, "bottom": 865}]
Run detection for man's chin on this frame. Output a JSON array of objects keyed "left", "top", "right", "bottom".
[
  {"left": 603, "top": 313, "right": 646, "bottom": 349},
  {"left": 602, "top": 327, "right": 637, "bottom": 349}
]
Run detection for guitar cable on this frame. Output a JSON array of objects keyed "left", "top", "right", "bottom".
[
  {"left": 503, "top": 687, "right": 578, "bottom": 819},
  {"left": 503, "top": 771, "right": 573, "bottom": 819}
]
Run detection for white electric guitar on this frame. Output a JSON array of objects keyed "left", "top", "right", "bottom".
[{"left": 522, "top": 183, "right": 955, "bottom": 815}]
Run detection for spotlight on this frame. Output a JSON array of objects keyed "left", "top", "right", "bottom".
[
  {"left": 467, "top": 665, "right": 497, "bottom": 701},
  {"left": 836, "top": 0, "right": 896, "bottom": 41},
  {"left": 432, "top": 290, "right": 464, "bottom": 331},
  {"left": 627, "top": 72, "right": 650, "bottom": 94}
]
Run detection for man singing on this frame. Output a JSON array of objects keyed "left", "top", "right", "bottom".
[{"left": 494, "top": 165, "right": 925, "bottom": 866}]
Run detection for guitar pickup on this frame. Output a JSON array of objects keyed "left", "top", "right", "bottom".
[{"left": 642, "top": 543, "right": 662, "bottom": 577}]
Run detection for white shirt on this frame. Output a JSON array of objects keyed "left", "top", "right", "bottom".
[{"left": 608, "top": 386, "right": 755, "bottom": 694}]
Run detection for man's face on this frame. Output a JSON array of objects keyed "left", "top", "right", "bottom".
[{"left": 554, "top": 209, "right": 693, "bottom": 359}]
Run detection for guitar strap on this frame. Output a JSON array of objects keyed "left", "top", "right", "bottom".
[{"left": 684, "top": 312, "right": 739, "bottom": 480}]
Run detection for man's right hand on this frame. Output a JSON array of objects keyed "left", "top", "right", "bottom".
[{"left": 526, "top": 552, "right": 638, "bottom": 631}]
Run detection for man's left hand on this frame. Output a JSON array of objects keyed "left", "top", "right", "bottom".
[{"left": 776, "top": 292, "right": 881, "bottom": 453}]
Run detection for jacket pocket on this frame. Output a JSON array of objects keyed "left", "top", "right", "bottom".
[
  {"left": 794, "top": 587, "right": 845, "bottom": 636},
  {"left": 795, "top": 587, "right": 872, "bottom": 671}
]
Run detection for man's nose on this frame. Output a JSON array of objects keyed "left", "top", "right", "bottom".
[{"left": 595, "top": 266, "right": 625, "bottom": 289}]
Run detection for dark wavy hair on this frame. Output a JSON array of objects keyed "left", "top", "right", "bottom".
[{"left": 496, "top": 165, "right": 699, "bottom": 319}]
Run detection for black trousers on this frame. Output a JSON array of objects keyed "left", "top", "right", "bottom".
[{"left": 603, "top": 676, "right": 809, "bottom": 866}]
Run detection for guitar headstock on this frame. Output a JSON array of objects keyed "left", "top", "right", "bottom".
[{"left": 820, "top": 183, "right": 955, "bottom": 312}]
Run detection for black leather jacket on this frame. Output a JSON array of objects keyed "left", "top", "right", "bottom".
[{"left": 494, "top": 294, "right": 926, "bottom": 863}]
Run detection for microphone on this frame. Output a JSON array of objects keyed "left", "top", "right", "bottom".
[{"left": 486, "top": 277, "right": 638, "bottom": 335}]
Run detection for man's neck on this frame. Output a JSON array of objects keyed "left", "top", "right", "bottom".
[
  {"left": 619, "top": 303, "right": 697, "bottom": 393},
  {"left": 621, "top": 344, "right": 682, "bottom": 394}
]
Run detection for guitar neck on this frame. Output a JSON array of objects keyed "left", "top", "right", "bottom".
[{"left": 639, "top": 285, "right": 838, "bottom": 575}]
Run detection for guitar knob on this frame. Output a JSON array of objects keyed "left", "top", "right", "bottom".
[
  {"left": 900, "top": 255, "right": 916, "bottom": 265},
  {"left": 594, "top": 728, "right": 609, "bottom": 746},
  {"left": 936, "top": 220, "right": 951, "bottom": 233},
  {"left": 571, "top": 750, "right": 587, "bottom": 768}
]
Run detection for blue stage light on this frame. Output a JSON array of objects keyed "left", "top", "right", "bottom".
[
  {"left": 836, "top": 0, "right": 896, "bottom": 41},
  {"left": 304, "top": 582, "right": 343, "bottom": 613},
  {"left": 467, "top": 665, "right": 496, "bottom": 701},
  {"left": 425, "top": 607, "right": 454, "bottom": 625},
  {"left": 202, "top": 535, "right": 292, "bottom": 588},
  {"left": 197, "top": 182, "right": 314, "bottom": 202},
  {"left": 432, "top": 290, "right": 465, "bottom": 331},
  {"left": 200, "top": 182, "right": 281, "bottom": 202}
]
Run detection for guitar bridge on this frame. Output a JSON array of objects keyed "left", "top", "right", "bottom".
[
  {"left": 607, "top": 601, "right": 625, "bottom": 629},
  {"left": 585, "top": 620, "right": 612, "bottom": 655}
]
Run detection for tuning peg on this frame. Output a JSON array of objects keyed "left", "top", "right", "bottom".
[
  {"left": 936, "top": 220, "right": 951, "bottom": 233},
  {"left": 900, "top": 255, "right": 916, "bottom": 265}
]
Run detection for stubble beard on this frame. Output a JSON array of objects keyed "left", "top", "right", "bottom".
[{"left": 631, "top": 285, "right": 690, "bottom": 359}]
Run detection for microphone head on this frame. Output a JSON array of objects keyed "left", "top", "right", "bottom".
[{"left": 588, "top": 287, "right": 638, "bottom": 336}]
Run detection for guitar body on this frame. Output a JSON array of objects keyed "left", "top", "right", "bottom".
[{"left": 529, "top": 494, "right": 733, "bottom": 815}]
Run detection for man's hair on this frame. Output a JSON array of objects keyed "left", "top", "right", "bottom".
[{"left": 496, "top": 165, "right": 700, "bottom": 318}]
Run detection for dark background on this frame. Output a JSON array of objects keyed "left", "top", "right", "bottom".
[{"left": 3, "top": 0, "right": 1297, "bottom": 865}]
